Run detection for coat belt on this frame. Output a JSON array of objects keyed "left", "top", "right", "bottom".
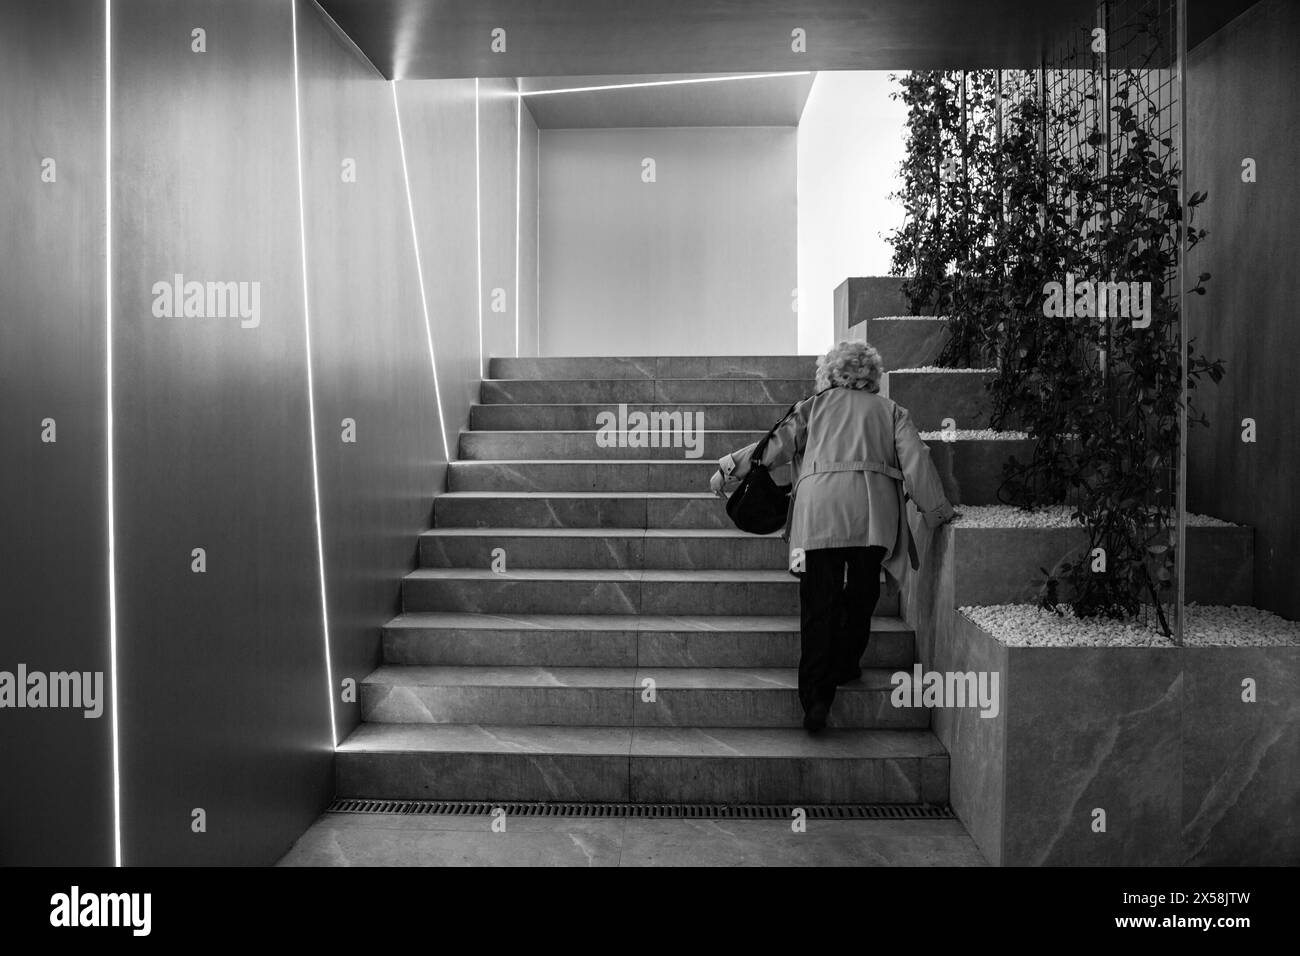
[
  {"left": 805, "top": 459, "right": 904, "bottom": 481},
  {"left": 788, "top": 459, "right": 919, "bottom": 571}
]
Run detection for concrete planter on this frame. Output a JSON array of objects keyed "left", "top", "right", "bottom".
[
  {"left": 947, "top": 523, "right": 1254, "bottom": 607},
  {"left": 905, "top": 521, "right": 1300, "bottom": 866}
]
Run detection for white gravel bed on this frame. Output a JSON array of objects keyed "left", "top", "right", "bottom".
[
  {"left": 892, "top": 366, "right": 996, "bottom": 373},
  {"left": 961, "top": 603, "right": 1300, "bottom": 647},
  {"left": 951, "top": 504, "right": 1237, "bottom": 528},
  {"left": 961, "top": 604, "right": 1176, "bottom": 646},
  {"left": 918, "top": 428, "right": 1031, "bottom": 441},
  {"left": 1180, "top": 604, "right": 1300, "bottom": 646}
]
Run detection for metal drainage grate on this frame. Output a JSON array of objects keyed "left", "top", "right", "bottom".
[{"left": 326, "top": 799, "right": 955, "bottom": 820}]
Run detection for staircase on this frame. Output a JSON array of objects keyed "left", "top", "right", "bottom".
[{"left": 336, "top": 353, "right": 951, "bottom": 805}]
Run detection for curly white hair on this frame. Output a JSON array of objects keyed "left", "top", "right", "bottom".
[{"left": 815, "top": 341, "right": 885, "bottom": 393}]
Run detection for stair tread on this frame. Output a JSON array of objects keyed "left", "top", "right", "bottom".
[
  {"left": 361, "top": 665, "right": 903, "bottom": 691},
  {"left": 420, "top": 527, "right": 782, "bottom": 538},
  {"left": 474, "top": 402, "right": 790, "bottom": 408},
  {"left": 339, "top": 722, "right": 944, "bottom": 759},
  {"left": 383, "top": 612, "right": 910, "bottom": 632},
  {"left": 464, "top": 430, "right": 769, "bottom": 434},
  {"left": 452, "top": 459, "right": 718, "bottom": 465},
  {"left": 485, "top": 378, "right": 815, "bottom": 384},
  {"left": 404, "top": 567, "right": 801, "bottom": 581},
  {"left": 437, "top": 491, "right": 717, "bottom": 498}
]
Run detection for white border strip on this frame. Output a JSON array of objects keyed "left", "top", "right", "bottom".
[
  {"left": 514, "top": 92, "right": 521, "bottom": 356},
  {"left": 521, "top": 72, "right": 811, "bottom": 97},
  {"left": 391, "top": 82, "right": 453, "bottom": 462},
  {"left": 474, "top": 78, "right": 484, "bottom": 376},
  {"left": 290, "top": 0, "right": 339, "bottom": 746},
  {"left": 536, "top": 124, "right": 540, "bottom": 355},
  {"left": 104, "top": 0, "right": 123, "bottom": 869}
]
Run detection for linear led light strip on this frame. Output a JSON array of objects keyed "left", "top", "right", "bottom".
[
  {"left": 391, "top": 82, "right": 453, "bottom": 462},
  {"left": 536, "top": 124, "right": 540, "bottom": 355},
  {"left": 290, "top": 0, "right": 338, "bottom": 749},
  {"left": 519, "top": 72, "right": 812, "bottom": 97},
  {"left": 475, "top": 78, "right": 484, "bottom": 375},
  {"left": 105, "top": 0, "right": 123, "bottom": 868},
  {"left": 514, "top": 93, "right": 521, "bottom": 356}
]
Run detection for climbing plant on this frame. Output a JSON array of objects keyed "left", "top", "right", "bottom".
[
  {"left": 886, "top": 70, "right": 952, "bottom": 314},
  {"left": 885, "top": 9, "right": 1223, "bottom": 636}
]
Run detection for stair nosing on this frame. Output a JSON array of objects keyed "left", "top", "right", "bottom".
[{"left": 338, "top": 722, "right": 945, "bottom": 758}]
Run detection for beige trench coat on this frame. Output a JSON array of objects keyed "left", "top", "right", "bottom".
[{"left": 719, "top": 386, "right": 955, "bottom": 595}]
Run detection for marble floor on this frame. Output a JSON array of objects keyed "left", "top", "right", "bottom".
[{"left": 277, "top": 812, "right": 988, "bottom": 866}]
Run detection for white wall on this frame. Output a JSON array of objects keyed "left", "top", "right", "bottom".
[
  {"left": 796, "top": 71, "right": 908, "bottom": 354},
  {"left": 539, "top": 126, "right": 797, "bottom": 356}
]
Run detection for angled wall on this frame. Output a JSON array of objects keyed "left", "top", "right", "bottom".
[
  {"left": 294, "top": 2, "right": 448, "bottom": 754},
  {"left": 392, "top": 80, "right": 482, "bottom": 448}
]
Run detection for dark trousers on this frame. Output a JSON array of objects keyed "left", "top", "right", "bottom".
[{"left": 797, "top": 546, "right": 887, "bottom": 713}]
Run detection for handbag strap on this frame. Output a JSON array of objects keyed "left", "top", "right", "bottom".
[{"left": 752, "top": 385, "right": 836, "bottom": 466}]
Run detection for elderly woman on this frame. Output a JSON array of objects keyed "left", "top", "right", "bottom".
[{"left": 710, "top": 341, "right": 956, "bottom": 732}]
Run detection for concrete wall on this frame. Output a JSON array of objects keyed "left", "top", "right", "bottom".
[
  {"left": 797, "top": 72, "right": 908, "bottom": 354},
  {"left": 538, "top": 126, "right": 798, "bottom": 356},
  {"left": 1186, "top": 0, "right": 1300, "bottom": 619},
  {"left": 519, "top": 101, "right": 541, "bottom": 357},
  {"left": 0, "top": 0, "right": 113, "bottom": 866},
  {"left": 393, "top": 80, "right": 481, "bottom": 449},
  {"left": 0, "top": 0, "right": 525, "bottom": 866},
  {"left": 294, "top": 0, "right": 447, "bottom": 773},
  {"left": 478, "top": 79, "right": 519, "bottom": 366}
]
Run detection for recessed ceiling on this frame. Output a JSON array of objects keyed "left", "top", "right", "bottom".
[
  {"left": 316, "top": 0, "right": 1099, "bottom": 80},
  {"left": 518, "top": 72, "right": 818, "bottom": 129}
]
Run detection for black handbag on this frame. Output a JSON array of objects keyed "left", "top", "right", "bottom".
[
  {"left": 724, "top": 388, "right": 832, "bottom": 535},
  {"left": 724, "top": 429, "right": 791, "bottom": 534}
]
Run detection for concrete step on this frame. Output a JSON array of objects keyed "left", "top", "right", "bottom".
[
  {"left": 882, "top": 368, "right": 997, "bottom": 430},
  {"left": 447, "top": 459, "right": 723, "bottom": 493},
  {"left": 469, "top": 402, "right": 790, "bottom": 432},
  {"left": 921, "top": 434, "right": 1035, "bottom": 506},
  {"left": 863, "top": 317, "right": 952, "bottom": 370},
  {"left": 488, "top": 355, "right": 819, "bottom": 381},
  {"left": 481, "top": 378, "right": 813, "bottom": 405},
  {"left": 459, "top": 429, "right": 768, "bottom": 460},
  {"left": 418, "top": 527, "right": 793, "bottom": 570},
  {"left": 336, "top": 723, "right": 949, "bottom": 803},
  {"left": 432, "top": 491, "right": 746, "bottom": 529},
  {"left": 400, "top": 568, "right": 900, "bottom": 617},
  {"left": 446, "top": 436, "right": 1032, "bottom": 504},
  {"left": 358, "top": 665, "right": 929, "bottom": 729},
  {"left": 381, "top": 612, "right": 916, "bottom": 669}
]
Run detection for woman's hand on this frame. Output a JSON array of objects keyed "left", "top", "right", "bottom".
[{"left": 709, "top": 469, "right": 727, "bottom": 498}]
